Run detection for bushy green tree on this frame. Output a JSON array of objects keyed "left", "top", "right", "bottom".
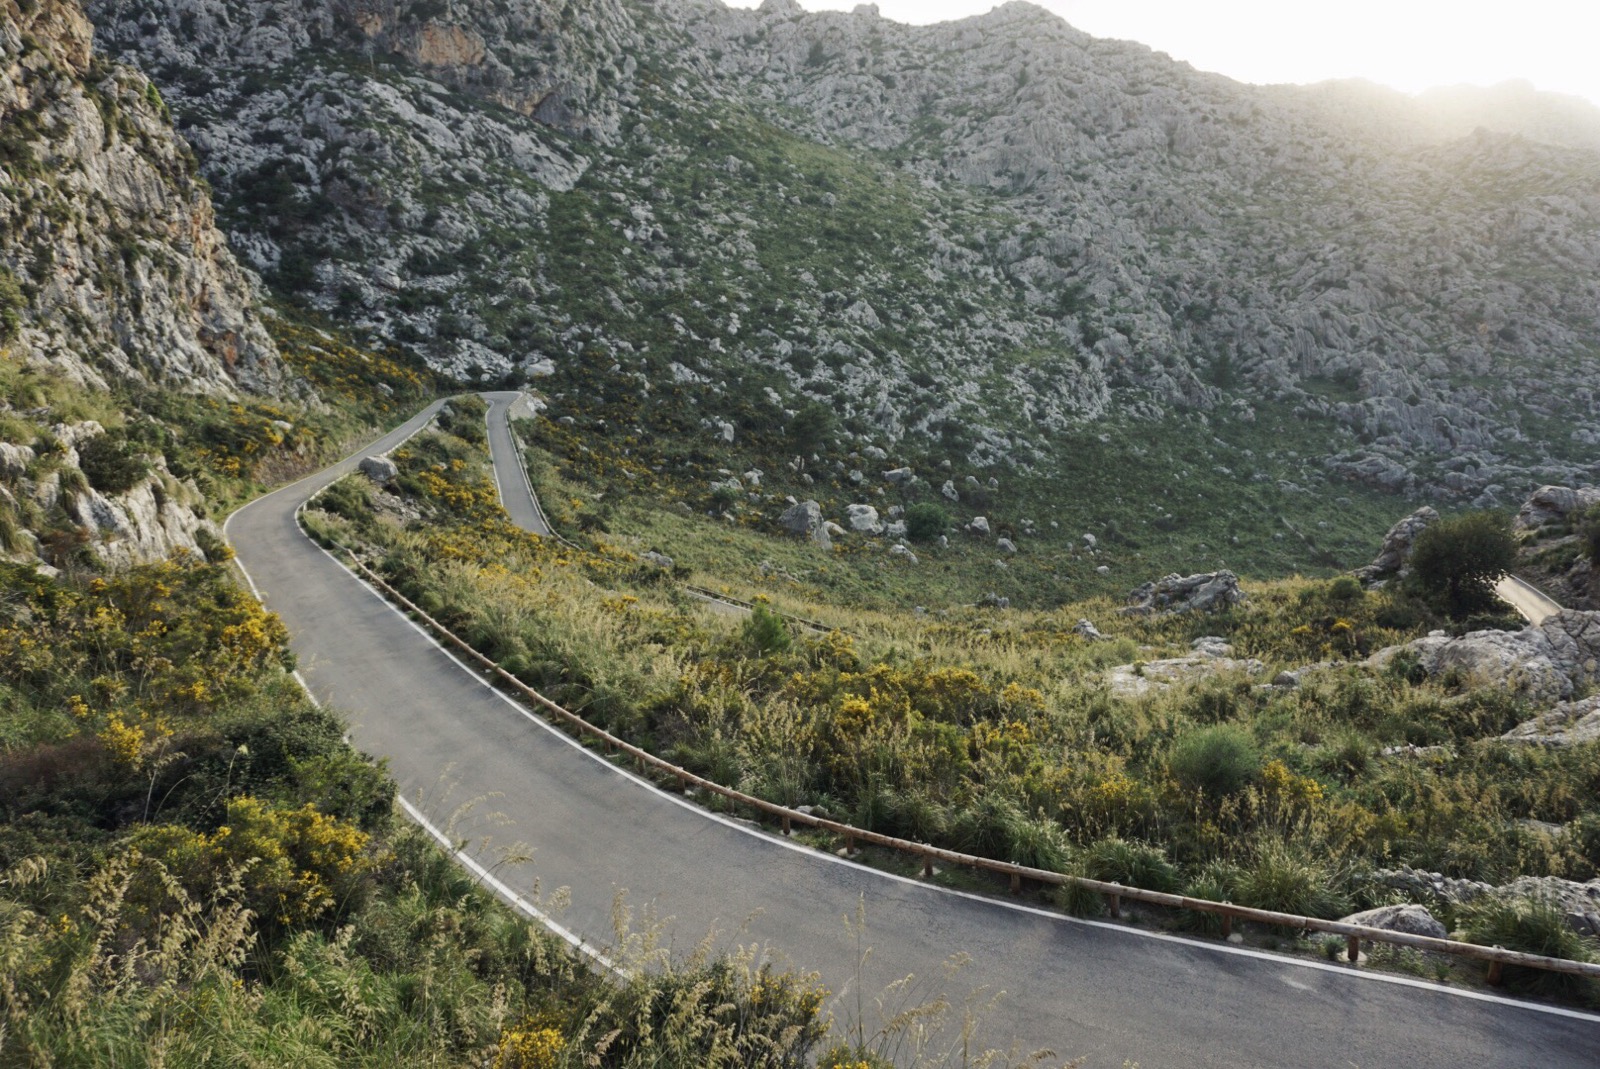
[
  {"left": 1408, "top": 510, "right": 1515, "bottom": 616},
  {"left": 0, "top": 266, "right": 23, "bottom": 343},
  {"left": 785, "top": 401, "right": 835, "bottom": 456},
  {"left": 1581, "top": 505, "right": 1600, "bottom": 565},
  {"left": 903, "top": 502, "right": 949, "bottom": 543}
]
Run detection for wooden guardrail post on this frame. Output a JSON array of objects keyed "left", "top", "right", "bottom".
[
  {"left": 1487, "top": 958, "right": 1505, "bottom": 986},
  {"left": 1010, "top": 872, "right": 1021, "bottom": 895},
  {"left": 781, "top": 814, "right": 792, "bottom": 836},
  {"left": 1346, "top": 935, "right": 1361, "bottom": 963},
  {"left": 922, "top": 848, "right": 935, "bottom": 879},
  {"left": 1221, "top": 915, "right": 1233, "bottom": 940},
  {"left": 1107, "top": 890, "right": 1122, "bottom": 919}
]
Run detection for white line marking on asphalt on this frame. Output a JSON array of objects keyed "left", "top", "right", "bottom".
[{"left": 397, "top": 796, "right": 625, "bottom": 979}]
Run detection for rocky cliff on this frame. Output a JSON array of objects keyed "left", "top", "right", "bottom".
[
  {"left": 78, "top": 0, "right": 1600, "bottom": 506},
  {"left": 2, "top": 0, "right": 295, "bottom": 567},
  {"left": 1, "top": 0, "right": 284, "bottom": 394}
]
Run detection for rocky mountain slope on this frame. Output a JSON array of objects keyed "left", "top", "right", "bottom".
[
  {"left": 1, "top": 0, "right": 283, "bottom": 393},
  {"left": 77, "top": 0, "right": 1600, "bottom": 510},
  {"left": 2, "top": 0, "right": 298, "bottom": 567}
]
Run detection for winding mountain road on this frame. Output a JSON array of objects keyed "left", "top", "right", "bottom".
[{"left": 227, "top": 395, "right": 1600, "bottom": 1068}]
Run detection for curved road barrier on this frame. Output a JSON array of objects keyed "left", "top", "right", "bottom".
[{"left": 229, "top": 397, "right": 1600, "bottom": 1068}]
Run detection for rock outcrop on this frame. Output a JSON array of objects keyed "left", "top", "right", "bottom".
[
  {"left": 778, "top": 498, "right": 830, "bottom": 548},
  {"left": 1376, "top": 867, "right": 1600, "bottom": 938},
  {"left": 1107, "top": 636, "right": 1264, "bottom": 697},
  {"left": 1355, "top": 506, "right": 1438, "bottom": 584},
  {"left": 1, "top": 0, "right": 286, "bottom": 395},
  {"left": 1122, "top": 571, "right": 1246, "bottom": 616},
  {"left": 1515, "top": 485, "right": 1600, "bottom": 531},
  {"left": 1339, "top": 904, "right": 1448, "bottom": 941},
  {"left": 1501, "top": 694, "right": 1600, "bottom": 746},
  {"left": 1368, "top": 611, "right": 1600, "bottom": 702}
]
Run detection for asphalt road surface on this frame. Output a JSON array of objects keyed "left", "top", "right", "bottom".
[
  {"left": 1497, "top": 574, "right": 1565, "bottom": 625},
  {"left": 228, "top": 397, "right": 1600, "bottom": 1068}
]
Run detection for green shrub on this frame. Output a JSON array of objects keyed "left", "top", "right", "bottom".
[
  {"left": 1461, "top": 896, "right": 1597, "bottom": 998},
  {"left": 1581, "top": 505, "right": 1600, "bottom": 564},
  {"left": 1408, "top": 510, "right": 1515, "bottom": 617},
  {"left": 1235, "top": 842, "right": 1350, "bottom": 919},
  {"left": 76, "top": 433, "right": 149, "bottom": 495},
  {"left": 740, "top": 603, "right": 792, "bottom": 655},
  {"left": 0, "top": 266, "right": 23, "bottom": 343},
  {"left": 903, "top": 502, "right": 949, "bottom": 543},
  {"left": 1169, "top": 724, "right": 1261, "bottom": 799},
  {"left": 1054, "top": 872, "right": 1106, "bottom": 917},
  {"left": 1327, "top": 575, "right": 1364, "bottom": 603},
  {"left": 316, "top": 476, "right": 372, "bottom": 524},
  {"left": 1180, "top": 859, "right": 1246, "bottom": 933},
  {"left": 1081, "top": 837, "right": 1182, "bottom": 894}
]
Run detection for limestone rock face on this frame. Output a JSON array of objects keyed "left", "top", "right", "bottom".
[
  {"left": 1355, "top": 506, "right": 1439, "bottom": 584},
  {"left": 1516, "top": 485, "right": 1600, "bottom": 531},
  {"left": 73, "top": 0, "right": 1600, "bottom": 494},
  {"left": 1, "top": 0, "right": 287, "bottom": 395},
  {"left": 1107, "top": 636, "right": 1264, "bottom": 697},
  {"left": 1122, "top": 571, "right": 1246, "bottom": 616},
  {"left": 1501, "top": 694, "right": 1600, "bottom": 746},
  {"left": 1369, "top": 611, "right": 1600, "bottom": 702}
]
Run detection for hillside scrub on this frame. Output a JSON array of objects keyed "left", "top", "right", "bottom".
[
  {"left": 0, "top": 554, "right": 833, "bottom": 1066},
  {"left": 304, "top": 413, "right": 1600, "bottom": 954}
]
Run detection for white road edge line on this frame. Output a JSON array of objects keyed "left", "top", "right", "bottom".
[{"left": 230, "top": 396, "right": 1600, "bottom": 1027}]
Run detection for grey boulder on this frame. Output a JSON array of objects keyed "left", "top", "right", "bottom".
[{"left": 359, "top": 456, "right": 399, "bottom": 484}]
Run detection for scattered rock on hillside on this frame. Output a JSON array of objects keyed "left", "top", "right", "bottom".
[
  {"left": 1515, "top": 485, "right": 1600, "bottom": 531},
  {"left": 642, "top": 551, "right": 674, "bottom": 569},
  {"left": 1073, "top": 619, "right": 1105, "bottom": 640},
  {"left": 1107, "top": 637, "right": 1265, "bottom": 697},
  {"left": 941, "top": 480, "right": 959, "bottom": 502},
  {"left": 1501, "top": 694, "right": 1600, "bottom": 746},
  {"left": 978, "top": 592, "right": 1010, "bottom": 609},
  {"left": 882, "top": 466, "right": 915, "bottom": 486},
  {"left": 846, "top": 503, "right": 882, "bottom": 534},
  {"left": 1121, "top": 571, "right": 1245, "bottom": 616},
  {"left": 779, "top": 499, "right": 830, "bottom": 548},
  {"left": 1340, "top": 904, "right": 1448, "bottom": 940},
  {"left": 1355, "top": 506, "right": 1439, "bottom": 585},
  {"left": 1375, "top": 868, "right": 1600, "bottom": 935},
  {"left": 360, "top": 456, "right": 399, "bottom": 484},
  {"left": 996, "top": 537, "right": 1017, "bottom": 555},
  {"left": 966, "top": 516, "right": 992, "bottom": 538}
]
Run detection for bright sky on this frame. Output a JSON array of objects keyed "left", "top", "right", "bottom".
[{"left": 724, "top": 1, "right": 1600, "bottom": 106}]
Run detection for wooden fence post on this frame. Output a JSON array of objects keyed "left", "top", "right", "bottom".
[{"left": 1346, "top": 935, "right": 1361, "bottom": 963}]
